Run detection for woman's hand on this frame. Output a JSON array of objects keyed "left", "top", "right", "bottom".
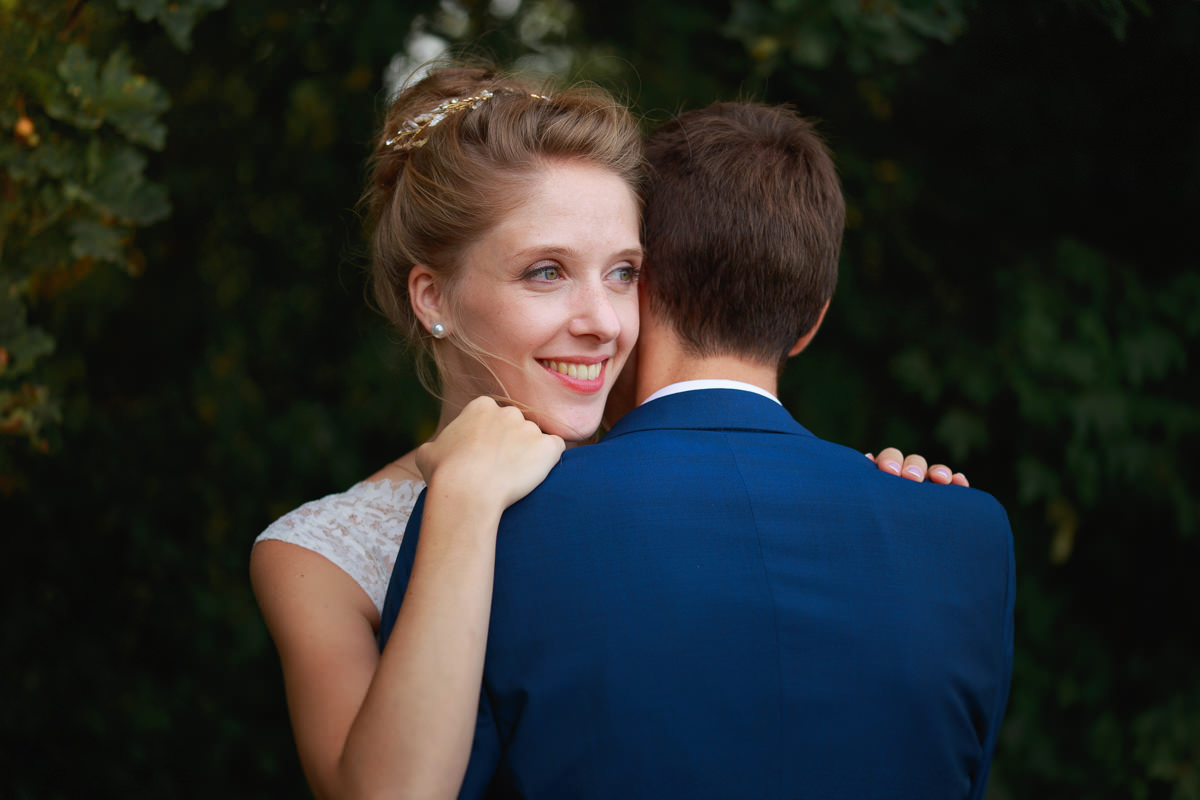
[
  {"left": 866, "top": 447, "right": 969, "bottom": 487},
  {"left": 418, "top": 396, "right": 566, "bottom": 510}
]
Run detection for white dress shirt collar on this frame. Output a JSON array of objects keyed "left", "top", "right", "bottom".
[{"left": 641, "top": 379, "right": 781, "bottom": 406}]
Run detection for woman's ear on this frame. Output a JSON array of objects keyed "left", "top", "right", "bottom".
[{"left": 409, "top": 264, "right": 444, "bottom": 334}]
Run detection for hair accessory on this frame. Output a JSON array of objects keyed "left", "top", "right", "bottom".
[
  {"left": 386, "top": 90, "right": 497, "bottom": 151},
  {"left": 431, "top": 322, "right": 447, "bottom": 339},
  {"left": 385, "top": 90, "right": 552, "bottom": 152}
]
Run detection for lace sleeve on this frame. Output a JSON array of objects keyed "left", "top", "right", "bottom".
[{"left": 254, "top": 479, "right": 424, "bottom": 615}]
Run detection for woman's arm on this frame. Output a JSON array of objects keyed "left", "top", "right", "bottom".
[
  {"left": 250, "top": 541, "right": 383, "bottom": 799},
  {"left": 340, "top": 398, "right": 564, "bottom": 799},
  {"left": 252, "top": 399, "right": 562, "bottom": 800}
]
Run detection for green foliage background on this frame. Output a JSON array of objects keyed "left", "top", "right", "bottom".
[{"left": 2, "top": 0, "right": 1196, "bottom": 797}]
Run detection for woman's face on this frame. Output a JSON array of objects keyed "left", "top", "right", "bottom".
[{"left": 439, "top": 160, "right": 642, "bottom": 442}]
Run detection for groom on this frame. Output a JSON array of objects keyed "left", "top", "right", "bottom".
[{"left": 384, "top": 102, "right": 1014, "bottom": 799}]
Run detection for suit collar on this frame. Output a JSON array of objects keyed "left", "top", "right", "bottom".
[{"left": 603, "top": 388, "right": 813, "bottom": 440}]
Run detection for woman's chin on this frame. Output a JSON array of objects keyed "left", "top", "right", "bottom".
[{"left": 532, "top": 412, "right": 602, "bottom": 445}]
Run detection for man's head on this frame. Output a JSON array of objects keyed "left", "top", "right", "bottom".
[{"left": 640, "top": 102, "right": 845, "bottom": 371}]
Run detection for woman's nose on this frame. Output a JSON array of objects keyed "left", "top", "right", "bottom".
[{"left": 568, "top": 284, "right": 621, "bottom": 341}]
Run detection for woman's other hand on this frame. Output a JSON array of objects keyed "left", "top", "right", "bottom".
[{"left": 866, "top": 447, "right": 969, "bottom": 487}]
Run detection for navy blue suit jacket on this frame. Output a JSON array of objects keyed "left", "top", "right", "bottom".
[{"left": 381, "top": 389, "right": 1015, "bottom": 799}]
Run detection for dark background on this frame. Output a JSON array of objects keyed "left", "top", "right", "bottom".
[{"left": 3, "top": 1, "right": 1197, "bottom": 797}]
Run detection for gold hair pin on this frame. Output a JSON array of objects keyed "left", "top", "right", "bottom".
[{"left": 386, "top": 90, "right": 550, "bottom": 151}]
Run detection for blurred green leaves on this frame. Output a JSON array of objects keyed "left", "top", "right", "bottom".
[
  {"left": 0, "top": 276, "right": 56, "bottom": 447},
  {"left": 49, "top": 44, "right": 170, "bottom": 148},
  {"left": 116, "top": 0, "right": 228, "bottom": 50},
  {"left": 726, "top": 0, "right": 969, "bottom": 75},
  {"left": 0, "top": 1, "right": 213, "bottom": 461},
  {"left": 1134, "top": 684, "right": 1200, "bottom": 800},
  {"left": 890, "top": 237, "right": 1199, "bottom": 539}
]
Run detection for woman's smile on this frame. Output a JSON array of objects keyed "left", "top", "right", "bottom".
[{"left": 538, "top": 358, "right": 607, "bottom": 389}]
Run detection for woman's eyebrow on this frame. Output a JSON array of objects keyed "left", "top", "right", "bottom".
[{"left": 510, "top": 244, "right": 644, "bottom": 261}]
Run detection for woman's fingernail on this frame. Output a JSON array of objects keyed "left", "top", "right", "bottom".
[
  {"left": 904, "top": 466, "right": 924, "bottom": 479},
  {"left": 932, "top": 467, "right": 951, "bottom": 481},
  {"left": 885, "top": 461, "right": 902, "bottom": 475}
]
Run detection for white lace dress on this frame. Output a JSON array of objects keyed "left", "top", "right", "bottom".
[{"left": 253, "top": 479, "right": 425, "bottom": 615}]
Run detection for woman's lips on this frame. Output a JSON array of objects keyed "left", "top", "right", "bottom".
[
  {"left": 537, "top": 359, "right": 608, "bottom": 392},
  {"left": 538, "top": 359, "right": 603, "bottom": 381}
]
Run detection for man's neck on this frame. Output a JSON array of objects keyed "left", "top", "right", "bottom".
[{"left": 634, "top": 322, "right": 780, "bottom": 405}]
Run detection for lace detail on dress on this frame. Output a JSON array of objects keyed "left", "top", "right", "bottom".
[{"left": 254, "top": 479, "right": 425, "bottom": 615}]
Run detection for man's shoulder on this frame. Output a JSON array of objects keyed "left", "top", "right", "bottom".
[{"left": 530, "top": 403, "right": 1011, "bottom": 540}]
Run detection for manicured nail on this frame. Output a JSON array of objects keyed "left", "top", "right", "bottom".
[
  {"left": 885, "top": 461, "right": 901, "bottom": 475},
  {"left": 904, "top": 466, "right": 923, "bottom": 479},
  {"left": 931, "top": 467, "right": 951, "bottom": 481}
]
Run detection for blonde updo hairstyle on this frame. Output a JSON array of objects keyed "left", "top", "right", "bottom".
[{"left": 362, "top": 63, "right": 644, "bottom": 395}]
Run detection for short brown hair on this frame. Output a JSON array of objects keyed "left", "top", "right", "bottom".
[
  {"left": 362, "top": 63, "right": 644, "bottom": 389},
  {"left": 640, "top": 102, "right": 844, "bottom": 370}
]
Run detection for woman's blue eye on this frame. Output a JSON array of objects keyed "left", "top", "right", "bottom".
[{"left": 529, "top": 265, "right": 561, "bottom": 281}]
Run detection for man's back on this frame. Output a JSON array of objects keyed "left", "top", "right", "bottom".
[{"left": 460, "top": 388, "right": 1013, "bottom": 799}]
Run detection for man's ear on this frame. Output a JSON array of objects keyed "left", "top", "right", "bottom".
[
  {"left": 408, "top": 264, "right": 444, "bottom": 334},
  {"left": 787, "top": 299, "right": 832, "bottom": 358}
]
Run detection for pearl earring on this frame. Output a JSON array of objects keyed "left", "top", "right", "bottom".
[{"left": 431, "top": 322, "right": 447, "bottom": 339}]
